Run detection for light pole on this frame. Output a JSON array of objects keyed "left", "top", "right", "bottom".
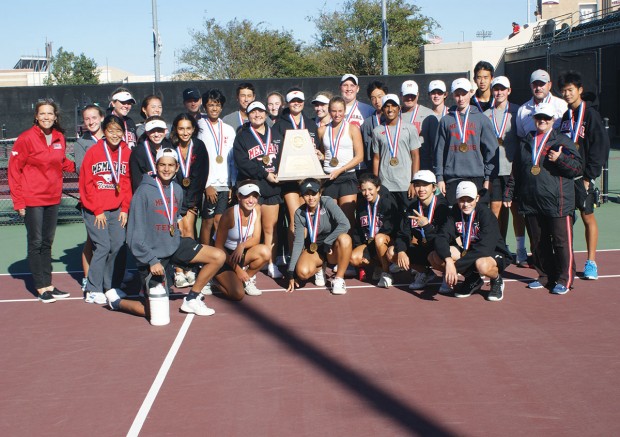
[
  {"left": 152, "top": 0, "right": 162, "bottom": 83},
  {"left": 382, "top": 0, "right": 388, "bottom": 75}
]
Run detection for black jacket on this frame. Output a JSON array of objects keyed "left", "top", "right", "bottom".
[
  {"left": 173, "top": 138, "right": 209, "bottom": 216},
  {"left": 352, "top": 187, "right": 399, "bottom": 247},
  {"left": 505, "top": 130, "right": 582, "bottom": 217},
  {"left": 394, "top": 193, "right": 450, "bottom": 253},
  {"left": 273, "top": 108, "right": 318, "bottom": 147},
  {"left": 129, "top": 138, "right": 174, "bottom": 193}
]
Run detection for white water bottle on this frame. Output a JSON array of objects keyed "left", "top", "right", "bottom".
[{"left": 148, "top": 283, "right": 170, "bottom": 326}]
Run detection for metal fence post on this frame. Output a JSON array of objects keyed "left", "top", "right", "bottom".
[{"left": 602, "top": 117, "right": 609, "bottom": 204}]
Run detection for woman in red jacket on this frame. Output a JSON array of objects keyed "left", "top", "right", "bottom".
[
  {"left": 79, "top": 115, "right": 132, "bottom": 304},
  {"left": 8, "top": 99, "right": 76, "bottom": 303}
]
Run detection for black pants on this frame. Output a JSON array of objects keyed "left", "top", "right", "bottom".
[
  {"left": 24, "top": 205, "right": 59, "bottom": 289},
  {"left": 526, "top": 214, "right": 576, "bottom": 288}
]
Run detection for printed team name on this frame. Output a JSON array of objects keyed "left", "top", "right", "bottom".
[
  {"left": 560, "top": 120, "right": 585, "bottom": 138},
  {"left": 91, "top": 161, "right": 129, "bottom": 175},
  {"left": 360, "top": 216, "right": 383, "bottom": 228},
  {"left": 456, "top": 221, "right": 481, "bottom": 241},
  {"left": 247, "top": 144, "right": 278, "bottom": 160},
  {"left": 448, "top": 121, "right": 477, "bottom": 131}
]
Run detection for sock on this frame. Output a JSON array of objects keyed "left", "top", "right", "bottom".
[
  {"left": 109, "top": 298, "right": 121, "bottom": 310},
  {"left": 516, "top": 236, "right": 525, "bottom": 252},
  {"left": 186, "top": 291, "right": 199, "bottom": 301}
]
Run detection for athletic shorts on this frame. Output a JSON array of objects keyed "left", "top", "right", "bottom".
[
  {"left": 171, "top": 237, "right": 203, "bottom": 267},
  {"left": 322, "top": 171, "right": 358, "bottom": 198},
  {"left": 575, "top": 179, "right": 595, "bottom": 214},
  {"left": 406, "top": 244, "right": 434, "bottom": 267},
  {"left": 217, "top": 247, "right": 247, "bottom": 274},
  {"left": 259, "top": 193, "right": 283, "bottom": 206},
  {"left": 281, "top": 181, "right": 302, "bottom": 196},
  {"left": 201, "top": 190, "right": 230, "bottom": 219},
  {"left": 489, "top": 176, "right": 509, "bottom": 202}
]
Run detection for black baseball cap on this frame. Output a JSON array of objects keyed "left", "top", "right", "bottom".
[{"left": 183, "top": 87, "right": 201, "bottom": 101}]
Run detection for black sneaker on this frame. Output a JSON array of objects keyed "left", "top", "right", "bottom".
[
  {"left": 38, "top": 291, "right": 56, "bottom": 303},
  {"left": 454, "top": 274, "right": 483, "bottom": 298},
  {"left": 50, "top": 288, "right": 70, "bottom": 299},
  {"left": 487, "top": 276, "right": 504, "bottom": 302}
]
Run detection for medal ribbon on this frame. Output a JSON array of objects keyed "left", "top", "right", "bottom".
[
  {"left": 455, "top": 107, "right": 471, "bottom": 144},
  {"left": 461, "top": 210, "right": 477, "bottom": 252},
  {"left": 345, "top": 101, "right": 358, "bottom": 123},
  {"left": 155, "top": 178, "right": 175, "bottom": 231},
  {"left": 366, "top": 195, "right": 381, "bottom": 239},
  {"left": 143, "top": 140, "right": 158, "bottom": 174},
  {"left": 250, "top": 126, "right": 272, "bottom": 159},
  {"left": 532, "top": 129, "right": 553, "bottom": 166},
  {"left": 441, "top": 106, "right": 448, "bottom": 117},
  {"left": 103, "top": 140, "right": 122, "bottom": 187},
  {"left": 236, "top": 205, "right": 255, "bottom": 244},
  {"left": 305, "top": 204, "right": 321, "bottom": 244},
  {"left": 375, "top": 112, "right": 381, "bottom": 127},
  {"left": 417, "top": 195, "right": 436, "bottom": 239},
  {"left": 288, "top": 114, "right": 305, "bottom": 130},
  {"left": 327, "top": 122, "right": 345, "bottom": 160},
  {"left": 492, "top": 103, "right": 509, "bottom": 140},
  {"left": 177, "top": 140, "right": 194, "bottom": 179},
  {"left": 237, "top": 111, "right": 245, "bottom": 127},
  {"left": 384, "top": 118, "right": 402, "bottom": 159},
  {"left": 569, "top": 101, "right": 585, "bottom": 143},
  {"left": 206, "top": 119, "right": 223, "bottom": 158},
  {"left": 406, "top": 105, "right": 419, "bottom": 127},
  {"left": 472, "top": 95, "right": 495, "bottom": 112}
]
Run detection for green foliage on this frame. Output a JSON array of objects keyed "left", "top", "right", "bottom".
[{"left": 45, "top": 47, "right": 99, "bottom": 85}]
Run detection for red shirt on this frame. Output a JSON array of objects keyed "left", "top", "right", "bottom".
[{"left": 8, "top": 125, "right": 75, "bottom": 210}]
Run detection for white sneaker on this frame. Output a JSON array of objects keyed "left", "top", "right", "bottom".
[
  {"left": 85, "top": 291, "right": 107, "bottom": 305},
  {"left": 409, "top": 270, "right": 437, "bottom": 290},
  {"left": 180, "top": 297, "right": 215, "bottom": 316},
  {"left": 200, "top": 281, "right": 213, "bottom": 296},
  {"left": 185, "top": 271, "right": 196, "bottom": 286},
  {"left": 175, "top": 272, "right": 190, "bottom": 288},
  {"left": 438, "top": 278, "right": 452, "bottom": 294},
  {"left": 267, "top": 263, "right": 283, "bottom": 279},
  {"left": 244, "top": 275, "right": 262, "bottom": 296},
  {"left": 105, "top": 288, "right": 127, "bottom": 310},
  {"left": 314, "top": 269, "right": 326, "bottom": 287},
  {"left": 377, "top": 272, "right": 393, "bottom": 288},
  {"left": 331, "top": 277, "right": 347, "bottom": 295},
  {"left": 389, "top": 263, "right": 404, "bottom": 274}
]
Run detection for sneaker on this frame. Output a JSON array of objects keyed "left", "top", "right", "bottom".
[
  {"left": 438, "top": 278, "right": 452, "bottom": 294},
  {"left": 371, "top": 268, "right": 382, "bottom": 281},
  {"left": 175, "top": 272, "right": 190, "bottom": 288},
  {"left": 85, "top": 291, "right": 107, "bottom": 305},
  {"left": 527, "top": 280, "right": 545, "bottom": 289},
  {"left": 200, "top": 281, "right": 213, "bottom": 296},
  {"left": 551, "top": 283, "right": 569, "bottom": 295},
  {"left": 487, "top": 276, "right": 504, "bottom": 302},
  {"left": 454, "top": 274, "right": 483, "bottom": 298},
  {"left": 267, "top": 263, "right": 283, "bottom": 279},
  {"left": 81, "top": 277, "right": 88, "bottom": 292},
  {"left": 409, "top": 270, "right": 437, "bottom": 290},
  {"left": 185, "top": 271, "right": 196, "bottom": 286},
  {"left": 389, "top": 263, "right": 404, "bottom": 274},
  {"left": 331, "top": 277, "right": 347, "bottom": 295},
  {"left": 583, "top": 260, "right": 598, "bottom": 280},
  {"left": 377, "top": 272, "right": 393, "bottom": 288},
  {"left": 105, "top": 288, "right": 127, "bottom": 310},
  {"left": 244, "top": 276, "right": 262, "bottom": 296},
  {"left": 38, "top": 290, "right": 56, "bottom": 303},
  {"left": 50, "top": 287, "right": 70, "bottom": 299},
  {"left": 315, "top": 269, "right": 326, "bottom": 287},
  {"left": 180, "top": 296, "right": 215, "bottom": 316},
  {"left": 357, "top": 268, "right": 367, "bottom": 282}
]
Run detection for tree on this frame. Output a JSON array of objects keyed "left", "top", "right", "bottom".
[
  {"left": 177, "top": 18, "right": 319, "bottom": 80},
  {"left": 308, "top": 0, "right": 437, "bottom": 76},
  {"left": 45, "top": 47, "right": 99, "bottom": 85}
]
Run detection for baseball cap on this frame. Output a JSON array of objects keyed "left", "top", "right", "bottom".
[
  {"left": 533, "top": 102, "right": 555, "bottom": 118},
  {"left": 340, "top": 74, "right": 359, "bottom": 85},
  {"left": 286, "top": 90, "right": 305, "bottom": 103},
  {"left": 144, "top": 119, "right": 167, "bottom": 132},
  {"left": 112, "top": 91, "right": 136, "bottom": 104},
  {"left": 412, "top": 170, "right": 437, "bottom": 184},
  {"left": 456, "top": 181, "right": 478, "bottom": 199},
  {"left": 428, "top": 80, "right": 447, "bottom": 93},
  {"left": 300, "top": 179, "right": 321, "bottom": 195},
  {"left": 155, "top": 148, "right": 178, "bottom": 163},
  {"left": 312, "top": 94, "right": 330, "bottom": 105},
  {"left": 401, "top": 80, "right": 419, "bottom": 96},
  {"left": 246, "top": 101, "right": 266, "bottom": 113},
  {"left": 491, "top": 76, "right": 511, "bottom": 89},
  {"left": 530, "top": 69, "right": 550, "bottom": 84},
  {"left": 381, "top": 94, "right": 400, "bottom": 108},
  {"left": 451, "top": 78, "right": 472, "bottom": 93},
  {"left": 238, "top": 183, "right": 261, "bottom": 196},
  {"left": 183, "top": 88, "right": 201, "bottom": 101}
]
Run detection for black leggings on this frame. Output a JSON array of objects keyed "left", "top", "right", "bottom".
[{"left": 24, "top": 205, "right": 59, "bottom": 289}]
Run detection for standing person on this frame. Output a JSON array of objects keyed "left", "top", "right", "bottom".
[
  {"left": 75, "top": 104, "right": 106, "bottom": 291},
  {"left": 223, "top": 82, "right": 265, "bottom": 131},
  {"left": 430, "top": 181, "right": 512, "bottom": 301},
  {"left": 121, "top": 148, "right": 225, "bottom": 317},
  {"left": 108, "top": 87, "right": 138, "bottom": 149},
  {"left": 420, "top": 80, "right": 449, "bottom": 171},
  {"left": 182, "top": 87, "right": 203, "bottom": 121},
  {"left": 233, "top": 101, "right": 283, "bottom": 278},
  {"left": 339, "top": 74, "right": 375, "bottom": 126},
  {"left": 434, "top": 78, "right": 498, "bottom": 205},
  {"left": 470, "top": 61, "right": 495, "bottom": 113},
  {"left": 135, "top": 95, "right": 165, "bottom": 139},
  {"left": 267, "top": 92, "right": 285, "bottom": 123},
  {"left": 504, "top": 103, "right": 582, "bottom": 294},
  {"left": 516, "top": 69, "right": 567, "bottom": 138},
  {"left": 558, "top": 71, "right": 609, "bottom": 280},
  {"left": 79, "top": 115, "right": 132, "bottom": 304},
  {"left": 361, "top": 81, "right": 388, "bottom": 173},
  {"left": 129, "top": 116, "right": 170, "bottom": 192},
  {"left": 400, "top": 80, "right": 434, "bottom": 170},
  {"left": 317, "top": 96, "right": 364, "bottom": 229},
  {"left": 212, "top": 181, "right": 270, "bottom": 299},
  {"left": 197, "top": 89, "right": 236, "bottom": 245},
  {"left": 8, "top": 99, "right": 75, "bottom": 303},
  {"left": 372, "top": 94, "right": 421, "bottom": 213},
  {"left": 286, "top": 179, "right": 352, "bottom": 294}
]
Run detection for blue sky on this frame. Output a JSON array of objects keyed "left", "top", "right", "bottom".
[{"left": 1, "top": 1, "right": 533, "bottom": 77}]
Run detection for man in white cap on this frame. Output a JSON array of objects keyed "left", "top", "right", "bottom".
[
  {"left": 400, "top": 80, "right": 434, "bottom": 170},
  {"left": 434, "top": 78, "right": 498, "bottom": 205},
  {"left": 420, "top": 80, "right": 449, "bottom": 171},
  {"left": 516, "top": 69, "right": 567, "bottom": 139},
  {"left": 430, "top": 180, "right": 512, "bottom": 301},
  {"left": 339, "top": 73, "right": 375, "bottom": 126},
  {"left": 372, "top": 94, "right": 421, "bottom": 213}
]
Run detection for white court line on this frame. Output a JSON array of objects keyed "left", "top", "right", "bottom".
[{"left": 127, "top": 314, "right": 195, "bottom": 437}]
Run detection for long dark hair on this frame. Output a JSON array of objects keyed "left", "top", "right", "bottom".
[{"left": 170, "top": 113, "right": 199, "bottom": 146}]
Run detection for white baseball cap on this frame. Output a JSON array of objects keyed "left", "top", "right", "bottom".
[
  {"left": 286, "top": 90, "right": 305, "bottom": 103},
  {"left": 340, "top": 74, "right": 359, "bottom": 85},
  {"left": 428, "top": 80, "right": 447, "bottom": 93},
  {"left": 312, "top": 94, "right": 330, "bottom": 105},
  {"left": 155, "top": 148, "right": 178, "bottom": 163},
  {"left": 246, "top": 101, "right": 266, "bottom": 113},
  {"left": 381, "top": 94, "right": 401, "bottom": 107},
  {"left": 491, "top": 76, "right": 511, "bottom": 89},
  {"left": 401, "top": 80, "right": 419, "bottom": 96},
  {"left": 412, "top": 170, "right": 436, "bottom": 184},
  {"left": 530, "top": 69, "right": 550, "bottom": 84},
  {"left": 112, "top": 91, "right": 136, "bottom": 104},
  {"left": 238, "top": 183, "right": 261, "bottom": 196},
  {"left": 451, "top": 78, "right": 472, "bottom": 93},
  {"left": 144, "top": 119, "right": 167, "bottom": 132},
  {"left": 456, "top": 181, "right": 478, "bottom": 199},
  {"left": 533, "top": 102, "right": 555, "bottom": 118}
]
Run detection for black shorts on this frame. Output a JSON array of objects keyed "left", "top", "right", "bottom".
[
  {"left": 171, "top": 237, "right": 203, "bottom": 266},
  {"left": 281, "top": 181, "right": 301, "bottom": 196},
  {"left": 492, "top": 252, "right": 510, "bottom": 274},
  {"left": 201, "top": 190, "right": 230, "bottom": 218},
  {"left": 575, "top": 179, "right": 595, "bottom": 214},
  {"left": 489, "top": 176, "right": 509, "bottom": 202},
  {"left": 322, "top": 171, "right": 358, "bottom": 198},
  {"left": 445, "top": 177, "right": 485, "bottom": 205},
  {"left": 217, "top": 247, "right": 247, "bottom": 274},
  {"left": 406, "top": 244, "right": 434, "bottom": 267},
  {"left": 259, "top": 194, "right": 283, "bottom": 206}
]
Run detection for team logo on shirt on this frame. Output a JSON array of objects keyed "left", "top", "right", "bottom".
[
  {"left": 91, "top": 161, "right": 128, "bottom": 175},
  {"left": 360, "top": 215, "right": 383, "bottom": 229},
  {"left": 52, "top": 143, "right": 62, "bottom": 150},
  {"left": 456, "top": 221, "right": 480, "bottom": 241}
]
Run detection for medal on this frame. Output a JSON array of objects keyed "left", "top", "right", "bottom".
[
  {"left": 103, "top": 140, "right": 122, "bottom": 192},
  {"left": 115, "top": 184, "right": 120, "bottom": 193},
  {"left": 216, "top": 155, "right": 224, "bottom": 164},
  {"left": 498, "top": 138, "right": 504, "bottom": 145},
  {"left": 460, "top": 209, "right": 476, "bottom": 255},
  {"left": 421, "top": 238, "right": 427, "bottom": 245},
  {"left": 182, "top": 177, "right": 190, "bottom": 187},
  {"left": 250, "top": 126, "right": 273, "bottom": 167},
  {"left": 531, "top": 129, "right": 552, "bottom": 174},
  {"left": 491, "top": 102, "right": 509, "bottom": 147},
  {"left": 155, "top": 178, "right": 175, "bottom": 238},
  {"left": 169, "top": 225, "right": 175, "bottom": 237},
  {"left": 459, "top": 143, "right": 468, "bottom": 152},
  {"left": 206, "top": 119, "right": 225, "bottom": 165},
  {"left": 329, "top": 157, "right": 339, "bottom": 167},
  {"left": 262, "top": 155, "right": 270, "bottom": 165},
  {"left": 389, "top": 157, "right": 399, "bottom": 166},
  {"left": 326, "top": 121, "right": 345, "bottom": 168},
  {"left": 367, "top": 238, "right": 374, "bottom": 245},
  {"left": 177, "top": 140, "right": 194, "bottom": 188},
  {"left": 309, "top": 243, "right": 318, "bottom": 253},
  {"left": 568, "top": 101, "right": 585, "bottom": 144},
  {"left": 461, "top": 250, "right": 467, "bottom": 257},
  {"left": 384, "top": 117, "right": 402, "bottom": 167},
  {"left": 530, "top": 165, "right": 541, "bottom": 175},
  {"left": 305, "top": 204, "right": 321, "bottom": 254},
  {"left": 455, "top": 107, "right": 470, "bottom": 152}
]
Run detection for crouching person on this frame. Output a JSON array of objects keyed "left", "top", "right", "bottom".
[{"left": 429, "top": 181, "right": 511, "bottom": 301}]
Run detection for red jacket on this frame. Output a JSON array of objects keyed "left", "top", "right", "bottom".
[
  {"left": 8, "top": 125, "right": 76, "bottom": 210},
  {"left": 79, "top": 139, "right": 132, "bottom": 215}
]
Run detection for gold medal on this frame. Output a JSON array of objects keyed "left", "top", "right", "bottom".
[
  {"left": 531, "top": 165, "right": 541, "bottom": 175},
  {"left": 169, "top": 225, "right": 175, "bottom": 237},
  {"left": 461, "top": 250, "right": 467, "bottom": 257},
  {"left": 421, "top": 238, "right": 427, "bottom": 245},
  {"left": 182, "top": 178, "right": 190, "bottom": 187},
  {"left": 367, "top": 237, "right": 374, "bottom": 245},
  {"left": 497, "top": 138, "right": 504, "bottom": 145},
  {"left": 329, "top": 157, "right": 339, "bottom": 167},
  {"left": 309, "top": 242, "right": 318, "bottom": 253},
  {"left": 389, "top": 157, "right": 399, "bottom": 166},
  {"left": 216, "top": 155, "right": 224, "bottom": 164},
  {"left": 115, "top": 184, "right": 120, "bottom": 193},
  {"left": 459, "top": 143, "right": 468, "bottom": 153},
  {"left": 262, "top": 155, "right": 270, "bottom": 165}
]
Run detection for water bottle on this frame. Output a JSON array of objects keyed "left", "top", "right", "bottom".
[{"left": 148, "top": 283, "right": 170, "bottom": 326}]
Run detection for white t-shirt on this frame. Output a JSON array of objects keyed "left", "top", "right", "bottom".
[{"left": 197, "top": 117, "right": 236, "bottom": 189}]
